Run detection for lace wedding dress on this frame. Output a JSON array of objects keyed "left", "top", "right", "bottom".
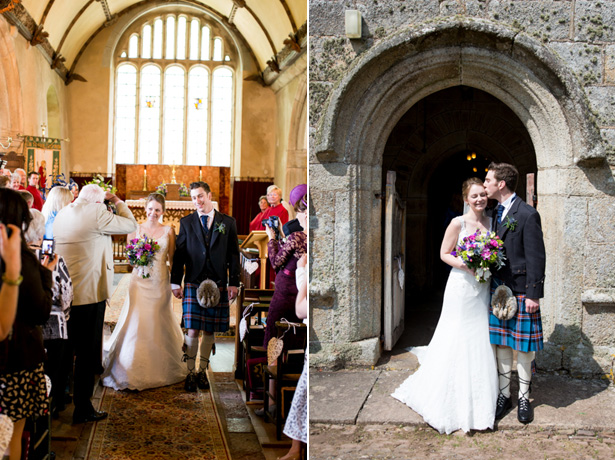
[
  {"left": 102, "top": 225, "right": 187, "bottom": 391},
  {"left": 391, "top": 216, "right": 498, "bottom": 434}
]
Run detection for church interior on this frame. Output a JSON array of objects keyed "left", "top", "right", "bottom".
[{"left": 0, "top": 0, "right": 307, "bottom": 458}]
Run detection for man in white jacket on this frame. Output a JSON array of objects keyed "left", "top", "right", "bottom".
[{"left": 54, "top": 183, "right": 137, "bottom": 424}]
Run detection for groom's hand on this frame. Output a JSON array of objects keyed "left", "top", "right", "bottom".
[
  {"left": 525, "top": 298, "right": 540, "bottom": 314},
  {"left": 228, "top": 286, "right": 238, "bottom": 301},
  {"left": 172, "top": 288, "right": 183, "bottom": 299}
]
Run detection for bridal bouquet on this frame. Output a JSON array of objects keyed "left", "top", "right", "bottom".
[
  {"left": 126, "top": 235, "right": 160, "bottom": 279},
  {"left": 451, "top": 231, "right": 506, "bottom": 283}
]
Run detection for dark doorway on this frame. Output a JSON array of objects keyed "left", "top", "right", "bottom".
[{"left": 381, "top": 85, "right": 537, "bottom": 351}]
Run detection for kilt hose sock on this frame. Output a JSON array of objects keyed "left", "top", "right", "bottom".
[
  {"left": 517, "top": 351, "right": 535, "bottom": 399},
  {"left": 496, "top": 346, "right": 513, "bottom": 398}
]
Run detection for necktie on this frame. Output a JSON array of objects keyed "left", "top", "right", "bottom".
[
  {"left": 200, "top": 215, "right": 209, "bottom": 235},
  {"left": 496, "top": 204, "right": 504, "bottom": 226}
]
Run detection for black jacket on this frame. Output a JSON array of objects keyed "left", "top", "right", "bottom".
[
  {"left": 493, "top": 196, "right": 546, "bottom": 298},
  {"left": 171, "top": 210, "right": 240, "bottom": 287}
]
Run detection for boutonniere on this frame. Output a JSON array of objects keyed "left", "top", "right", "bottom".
[
  {"left": 504, "top": 216, "right": 517, "bottom": 231},
  {"left": 214, "top": 222, "right": 226, "bottom": 234}
]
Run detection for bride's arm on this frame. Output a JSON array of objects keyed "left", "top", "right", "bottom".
[
  {"left": 440, "top": 218, "right": 472, "bottom": 274},
  {"left": 167, "top": 226, "right": 176, "bottom": 271}
]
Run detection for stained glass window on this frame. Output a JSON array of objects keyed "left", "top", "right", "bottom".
[{"left": 114, "top": 14, "right": 235, "bottom": 166}]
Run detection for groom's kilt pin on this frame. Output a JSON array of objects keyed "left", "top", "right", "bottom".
[
  {"left": 182, "top": 282, "right": 230, "bottom": 332},
  {"left": 489, "top": 278, "right": 543, "bottom": 352}
]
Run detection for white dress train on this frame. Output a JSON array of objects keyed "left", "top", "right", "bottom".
[
  {"left": 391, "top": 216, "right": 498, "bottom": 434},
  {"left": 102, "top": 225, "right": 187, "bottom": 391}
]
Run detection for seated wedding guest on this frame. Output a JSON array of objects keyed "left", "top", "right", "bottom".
[
  {"left": 9, "top": 173, "right": 23, "bottom": 191},
  {"left": 248, "top": 195, "right": 270, "bottom": 232},
  {"left": 0, "top": 168, "right": 11, "bottom": 177},
  {"left": 54, "top": 183, "right": 137, "bottom": 424},
  {"left": 0, "top": 188, "right": 55, "bottom": 460},
  {"left": 256, "top": 185, "right": 307, "bottom": 417},
  {"left": 25, "top": 209, "right": 73, "bottom": 418},
  {"left": 14, "top": 169, "right": 26, "bottom": 189},
  {"left": 261, "top": 185, "right": 290, "bottom": 227},
  {"left": 0, "top": 175, "right": 9, "bottom": 188},
  {"left": 26, "top": 171, "right": 44, "bottom": 211},
  {"left": 17, "top": 190, "right": 34, "bottom": 208},
  {"left": 42, "top": 186, "right": 74, "bottom": 239}
]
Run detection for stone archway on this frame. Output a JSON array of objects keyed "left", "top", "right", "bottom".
[
  {"left": 310, "top": 18, "right": 606, "bottom": 369},
  {"left": 286, "top": 73, "right": 308, "bottom": 193}
]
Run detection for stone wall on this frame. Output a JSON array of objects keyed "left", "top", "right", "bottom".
[{"left": 309, "top": 0, "right": 615, "bottom": 375}]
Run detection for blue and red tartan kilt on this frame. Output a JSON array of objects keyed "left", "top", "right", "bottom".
[
  {"left": 182, "top": 282, "right": 230, "bottom": 332},
  {"left": 488, "top": 277, "right": 543, "bottom": 352}
]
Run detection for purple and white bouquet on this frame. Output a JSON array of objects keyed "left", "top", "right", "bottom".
[
  {"left": 126, "top": 235, "right": 160, "bottom": 279},
  {"left": 451, "top": 230, "right": 506, "bottom": 283}
]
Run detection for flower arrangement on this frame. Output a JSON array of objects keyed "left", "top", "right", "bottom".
[
  {"left": 84, "top": 174, "right": 117, "bottom": 194},
  {"left": 155, "top": 183, "right": 167, "bottom": 196},
  {"left": 451, "top": 230, "right": 506, "bottom": 283},
  {"left": 125, "top": 235, "right": 160, "bottom": 279},
  {"left": 179, "top": 183, "right": 189, "bottom": 197}
]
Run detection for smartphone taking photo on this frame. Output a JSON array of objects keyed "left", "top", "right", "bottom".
[{"left": 40, "top": 237, "right": 55, "bottom": 260}]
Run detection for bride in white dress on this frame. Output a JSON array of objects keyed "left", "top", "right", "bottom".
[
  {"left": 392, "top": 178, "right": 498, "bottom": 434},
  {"left": 102, "top": 193, "right": 187, "bottom": 391}
]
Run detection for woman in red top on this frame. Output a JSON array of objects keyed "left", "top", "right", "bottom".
[{"left": 248, "top": 195, "right": 270, "bottom": 232}]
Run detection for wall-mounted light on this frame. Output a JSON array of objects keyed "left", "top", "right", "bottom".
[
  {"left": 471, "top": 152, "right": 476, "bottom": 159},
  {"left": 345, "top": 10, "right": 362, "bottom": 39}
]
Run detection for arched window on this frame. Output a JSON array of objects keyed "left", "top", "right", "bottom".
[{"left": 113, "top": 12, "right": 237, "bottom": 166}]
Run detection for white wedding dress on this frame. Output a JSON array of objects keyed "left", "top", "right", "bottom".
[
  {"left": 102, "top": 225, "right": 187, "bottom": 391},
  {"left": 392, "top": 216, "right": 498, "bottom": 434}
]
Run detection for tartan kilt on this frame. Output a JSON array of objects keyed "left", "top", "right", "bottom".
[
  {"left": 489, "top": 277, "right": 543, "bottom": 352},
  {"left": 182, "top": 282, "right": 230, "bottom": 332}
]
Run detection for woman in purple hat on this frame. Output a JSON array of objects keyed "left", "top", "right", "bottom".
[{"left": 256, "top": 184, "right": 307, "bottom": 418}]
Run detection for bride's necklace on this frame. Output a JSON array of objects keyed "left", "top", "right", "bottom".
[{"left": 140, "top": 223, "right": 165, "bottom": 239}]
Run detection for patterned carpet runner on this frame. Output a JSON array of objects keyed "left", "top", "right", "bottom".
[{"left": 86, "top": 383, "right": 230, "bottom": 459}]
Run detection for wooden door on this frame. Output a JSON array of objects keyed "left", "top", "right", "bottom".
[{"left": 383, "top": 171, "right": 406, "bottom": 351}]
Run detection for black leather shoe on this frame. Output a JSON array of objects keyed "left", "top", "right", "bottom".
[
  {"left": 495, "top": 394, "right": 512, "bottom": 420},
  {"left": 184, "top": 372, "right": 197, "bottom": 392},
  {"left": 196, "top": 371, "right": 209, "bottom": 390},
  {"left": 517, "top": 396, "right": 534, "bottom": 424},
  {"left": 72, "top": 410, "right": 108, "bottom": 424}
]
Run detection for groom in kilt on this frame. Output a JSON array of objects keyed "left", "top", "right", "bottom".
[
  {"left": 484, "top": 163, "right": 546, "bottom": 424},
  {"left": 171, "top": 181, "right": 240, "bottom": 392}
]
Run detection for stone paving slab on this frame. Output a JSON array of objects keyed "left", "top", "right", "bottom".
[
  {"left": 311, "top": 369, "right": 615, "bottom": 432},
  {"left": 309, "top": 370, "right": 381, "bottom": 424}
]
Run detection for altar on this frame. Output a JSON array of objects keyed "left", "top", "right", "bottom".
[{"left": 126, "top": 199, "right": 218, "bottom": 233}]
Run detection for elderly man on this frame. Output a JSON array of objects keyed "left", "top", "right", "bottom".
[{"left": 54, "top": 184, "right": 137, "bottom": 424}]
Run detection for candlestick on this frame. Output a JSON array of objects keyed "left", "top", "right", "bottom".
[
  {"left": 199, "top": 167, "right": 202, "bottom": 181},
  {"left": 143, "top": 166, "right": 147, "bottom": 191},
  {"left": 171, "top": 163, "right": 177, "bottom": 184}
]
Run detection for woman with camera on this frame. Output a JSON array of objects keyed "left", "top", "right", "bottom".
[
  {"left": 0, "top": 188, "right": 55, "bottom": 460},
  {"left": 256, "top": 185, "right": 307, "bottom": 418},
  {"left": 25, "top": 209, "right": 74, "bottom": 418}
]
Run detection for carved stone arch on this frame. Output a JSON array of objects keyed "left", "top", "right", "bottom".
[
  {"left": 316, "top": 18, "right": 604, "bottom": 168},
  {"left": 311, "top": 18, "right": 603, "bottom": 368}
]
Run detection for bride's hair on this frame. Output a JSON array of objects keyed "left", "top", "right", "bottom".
[
  {"left": 461, "top": 177, "right": 484, "bottom": 199},
  {"left": 147, "top": 192, "right": 166, "bottom": 212}
]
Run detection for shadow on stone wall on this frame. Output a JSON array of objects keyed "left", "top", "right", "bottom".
[
  {"left": 579, "top": 160, "right": 615, "bottom": 197},
  {"left": 532, "top": 323, "right": 610, "bottom": 409}
]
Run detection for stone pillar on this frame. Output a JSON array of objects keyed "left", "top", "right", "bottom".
[{"left": 309, "top": 161, "right": 383, "bottom": 368}]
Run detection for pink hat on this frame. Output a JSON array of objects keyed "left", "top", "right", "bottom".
[{"left": 289, "top": 184, "right": 307, "bottom": 207}]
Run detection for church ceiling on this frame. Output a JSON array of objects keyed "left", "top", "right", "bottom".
[{"left": 4, "top": 0, "right": 306, "bottom": 84}]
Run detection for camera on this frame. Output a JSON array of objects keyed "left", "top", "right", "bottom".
[
  {"left": 261, "top": 215, "right": 280, "bottom": 239},
  {"left": 40, "top": 238, "right": 55, "bottom": 260}
]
